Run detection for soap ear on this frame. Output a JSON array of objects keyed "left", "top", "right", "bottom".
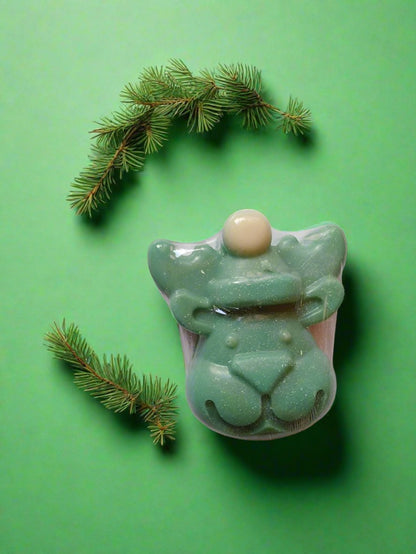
[
  {"left": 298, "top": 276, "right": 344, "bottom": 327},
  {"left": 278, "top": 224, "right": 347, "bottom": 287},
  {"left": 148, "top": 240, "right": 174, "bottom": 295},
  {"left": 148, "top": 240, "right": 220, "bottom": 296}
]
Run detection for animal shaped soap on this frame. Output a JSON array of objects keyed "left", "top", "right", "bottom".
[{"left": 148, "top": 209, "right": 347, "bottom": 440}]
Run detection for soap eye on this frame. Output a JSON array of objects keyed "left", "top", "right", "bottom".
[
  {"left": 225, "top": 335, "right": 239, "bottom": 348},
  {"left": 222, "top": 209, "right": 272, "bottom": 257},
  {"left": 279, "top": 330, "right": 292, "bottom": 343}
]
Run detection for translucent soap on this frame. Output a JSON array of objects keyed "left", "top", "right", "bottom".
[{"left": 148, "top": 209, "right": 347, "bottom": 440}]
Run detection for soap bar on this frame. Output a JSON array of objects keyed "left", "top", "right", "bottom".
[{"left": 148, "top": 209, "right": 347, "bottom": 440}]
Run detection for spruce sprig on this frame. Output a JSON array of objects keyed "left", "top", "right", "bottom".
[
  {"left": 69, "top": 59, "right": 311, "bottom": 216},
  {"left": 45, "top": 321, "right": 177, "bottom": 446}
]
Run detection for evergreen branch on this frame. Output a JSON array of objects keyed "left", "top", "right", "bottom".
[
  {"left": 70, "top": 59, "right": 312, "bottom": 216},
  {"left": 45, "top": 321, "right": 177, "bottom": 445},
  {"left": 278, "top": 96, "right": 312, "bottom": 136},
  {"left": 68, "top": 126, "right": 145, "bottom": 216},
  {"left": 216, "top": 63, "right": 273, "bottom": 128},
  {"left": 137, "top": 375, "right": 178, "bottom": 446}
]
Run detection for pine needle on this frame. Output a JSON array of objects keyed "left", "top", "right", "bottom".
[
  {"left": 45, "top": 320, "right": 177, "bottom": 445},
  {"left": 69, "top": 59, "right": 312, "bottom": 216}
]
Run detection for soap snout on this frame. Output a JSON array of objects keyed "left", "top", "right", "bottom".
[{"left": 230, "top": 350, "right": 294, "bottom": 395}]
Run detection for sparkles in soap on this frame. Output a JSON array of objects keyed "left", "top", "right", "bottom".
[{"left": 148, "top": 210, "right": 347, "bottom": 440}]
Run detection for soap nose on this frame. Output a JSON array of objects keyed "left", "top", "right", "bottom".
[
  {"left": 222, "top": 209, "right": 272, "bottom": 257},
  {"left": 230, "top": 351, "right": 294, "bottom": 394}
]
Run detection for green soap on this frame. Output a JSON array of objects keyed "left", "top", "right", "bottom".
[{"left": 148, "top": 210, "right": 346, "bottom": 440}]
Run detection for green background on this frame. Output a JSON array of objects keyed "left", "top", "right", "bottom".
[{"left": 1, "top": 1, "right": 415, "bottom": 553}]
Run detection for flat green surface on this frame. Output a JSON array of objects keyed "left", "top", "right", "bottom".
[{"left": 1, "top": 2, "right": 415, "bottom": 553}]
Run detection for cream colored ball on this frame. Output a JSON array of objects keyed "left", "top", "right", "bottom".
[{"left": 222, "top": 209, "right": 272, "bottom": 257}]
